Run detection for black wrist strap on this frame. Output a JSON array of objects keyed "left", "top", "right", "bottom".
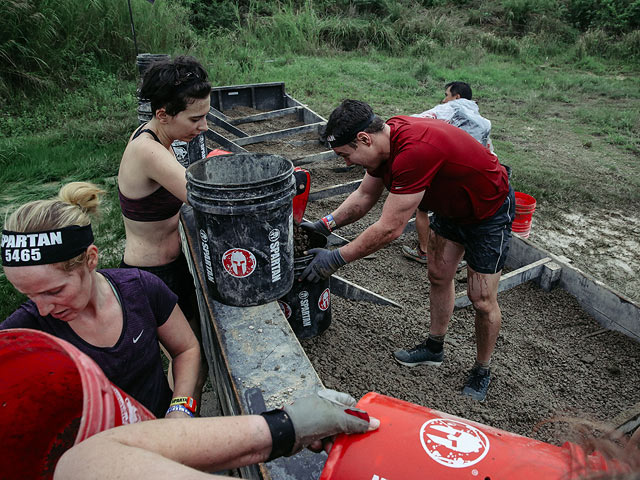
[{"left": 260, "top": 409, "right": 296, "bottom": 461}]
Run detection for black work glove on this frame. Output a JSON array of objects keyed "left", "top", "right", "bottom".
[
  {"left": 300, "top": 248, "right": 346, "bottom": 282},
  {"left": 300, "top": 219, "right": 331, "bottom": 237}
]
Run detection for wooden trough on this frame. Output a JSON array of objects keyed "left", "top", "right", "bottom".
[{"left": 179, "top": 83, "right": 640, "bottom": 479}]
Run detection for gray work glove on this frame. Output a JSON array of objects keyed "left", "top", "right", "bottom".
[
  {"left": 284, "top": 389, "right": 378, "bottom": 454},
  {"left": 300, "top": 219, "right": 331, "bottom": 237},
  {"left": 300, "top": 248, "right": 346, "bottom": 282}
]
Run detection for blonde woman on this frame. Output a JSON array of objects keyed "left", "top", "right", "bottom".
[{"left": 1, "top": 182, "right": 200, "bottom": 418}]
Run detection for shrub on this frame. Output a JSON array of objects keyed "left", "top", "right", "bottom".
[
  {"left": 501, "top": 0, "right": 563, "bottom": 34},
  {"left": 619, "top": 29, "right": 640, "bottom": 60},
  {"left": 565, "top": 0, "right": 640, "bottom": 34},
  {"left": 318, "top": 16, "right": 400, "bottom": 51},
  {"left": 576, "top": 29, "right": 613, "bottom": 57},
  {"left": 479, "top": 32, "right": 521, "bottom": 55}
]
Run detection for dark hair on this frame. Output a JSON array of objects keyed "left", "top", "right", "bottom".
[
  {"left": 322, "top": 99, "right": 385, "bottom": 148},
  {"left": 445, "top": 81, "right": 472, "bottom": 100},
  {"left": 140, "top": 55, "right": 212, "bottom": 116}
]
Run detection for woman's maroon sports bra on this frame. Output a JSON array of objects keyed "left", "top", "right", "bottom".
[{"left": 118, "top": 124, "right": 183, "bottom": 222}]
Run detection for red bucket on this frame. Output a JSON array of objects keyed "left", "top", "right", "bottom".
[
  {"left": 513, "top": 191, "right": 537, "bottom": 238},
  {"left": 0, "top": 329, "right": 155, "bottom": 480},
  {"left": 321, "top": 392, "right": 613, "bottom": 479}
]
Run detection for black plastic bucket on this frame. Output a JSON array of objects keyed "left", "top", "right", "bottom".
[
  {"left": 186, "top": 153, "right": 295, "bottom": 306},
  {"left": 171, "top": 135, "right": 206, "bottom": 168},
  {"left": 278, "top": 228, "right": 331, "bottom": 339},
  {"left": 135, "top": 54, "right": 170, "bottom": 110},
  {"left": 137, "top": 102, "right": 153, "bottom": 125},
  {"left": 136, "top": 53, "right": 170, "bottom": 77}
]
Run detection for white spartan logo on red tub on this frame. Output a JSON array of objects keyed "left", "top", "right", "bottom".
[
  {"left": 420, "top": 418, "right": 490, "bottom": 468},
  {"left": 318, "top": 288, "right": 330, "bottom": 311},
  {"left": 222, "top": 248, "right": 256, "bottom": 278}
]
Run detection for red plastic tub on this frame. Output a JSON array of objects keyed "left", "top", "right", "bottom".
[
  {"left": 321, "top": 392, "right": 613, "bottom": 480},
  {"left": 513, "top": 191, "right": 537, "bottom": 238},
  {"left": 0, "top": 329, "right": 155, "bottom": 480}
]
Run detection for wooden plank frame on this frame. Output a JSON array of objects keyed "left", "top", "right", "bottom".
[
  {"left": 205, "top": 83, "right": 333, "bottom": 168},
  {"left": 233, "top": 122, "right": 326, "bottom": 147},
  {"left": 179, "top": 206, "right": 327, "bottom": 480}
]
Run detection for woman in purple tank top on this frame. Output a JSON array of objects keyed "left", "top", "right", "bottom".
[
  {"left": 1, "top": 182, "right": 201, "bottom": 419},
  {"left": 118, "top": 56, "right": 212, "bottom": 404}
]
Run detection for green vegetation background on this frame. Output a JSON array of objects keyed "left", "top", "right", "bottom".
[{"left": 0, "top": 0, "right": 639, "bottom": 318}]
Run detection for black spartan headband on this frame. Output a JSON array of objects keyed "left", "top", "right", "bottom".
[
  {"left": 1, "top": 225, "right": 94, "bottom": 267},
  {"left": 326, "top": 113, "right": 375, "bottom": 149}
]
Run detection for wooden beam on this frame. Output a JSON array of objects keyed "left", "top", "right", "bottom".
[
  {"left": 293, "top": 150, "right": 337, "bottom": 166},
  {"left": 455, "top": 257, "right": 553, "bottom": 309},
  {"left": 539, "top": 261, "right": 562, "bottom": 291},
  {"left": 233, "top": 122, "right": 324, "bottom": 146},
  {"left": 229, "top": 107, "right": 303, "bottom": 125},
  {"left": 179, "top": 206, "right": 327, "bottom": 479},
  {"left": 331, "top": 274, "right": 402, "bottom": 308},
  {"left": 207, "top": 109, "right": 248, "bottom": 138},
  {"left": 204, "top": 129, "right": 248, "bottom": 153},
  {"left": 612, "top": 402, "right": 640, "bottom": 434},
  {"left": 208, "top": 106, "right": 229, "bottom": 121},
  {"left": 309, "top": 180, "right": 362, "bottom": 201}
]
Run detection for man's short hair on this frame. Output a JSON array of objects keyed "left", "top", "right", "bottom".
[
  {"left": 445, "top": 81, "right": 472, "bottom": 100},
  {"left": 322, "top": 99, "right": 385, "bottom": 148}
]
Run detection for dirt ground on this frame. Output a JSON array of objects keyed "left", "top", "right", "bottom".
[{"left": 206, "top": 109, "right": 640, "bottom": 446}]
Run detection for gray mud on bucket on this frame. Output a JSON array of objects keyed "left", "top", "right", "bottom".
[
  {"left": 186, "top": 153, "right": 295, "bottom": 306},
  {"left": 279, "top": 228, "right": 331, "bottom": 339}
]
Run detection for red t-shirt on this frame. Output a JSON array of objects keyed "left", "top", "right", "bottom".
[{"left": 369, "top": 116, "right": 509, "bottom": 224}]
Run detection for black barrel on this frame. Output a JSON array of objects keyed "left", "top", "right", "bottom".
[
  {"left": 136, "top": 53, "right": 170, "bottom": 77},
  {"left": 186, "top": 153, "right": 295, "bottom": 306},
  {"left": 135, "top": 54, "right": 168, "bottom": 125},
  {"left": 278, "top": 228, "right": 331, "bottom": 339},
  {"left": 137, "top": 101, "right": 153, "bottom": 125}
]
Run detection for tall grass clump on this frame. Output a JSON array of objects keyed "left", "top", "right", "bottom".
[
  {"left": 0, "top": 0, "right": 194, "bottom": 103},
  {"left": 244, "top": 2, "right": 323, "bottom": 54}
]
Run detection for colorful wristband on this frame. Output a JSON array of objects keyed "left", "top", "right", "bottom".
[
  {"left": 260, "top": 409, "right": 295, "bottom": 461},
  {"left": 166, "top": 404, "right": 195, "bottom": 417},
  {"left": 321, "top": 214, "right": 337, "bottom": 232},
  {"left": 170, "top": 396, "right": 197, "bottom": 414}
]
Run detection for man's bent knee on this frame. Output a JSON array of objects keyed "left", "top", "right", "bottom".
[{"left": 470, "top": 296, "right": 499, "bottom": 317}]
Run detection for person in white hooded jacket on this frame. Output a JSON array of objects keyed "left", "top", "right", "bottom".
[{"left": 401, "top": 81, "right": 498, "bottom": 265}]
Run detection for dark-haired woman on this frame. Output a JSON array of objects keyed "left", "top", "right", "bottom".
[{"left": 118, "top": 55, "right": 211, "bottom": 405}]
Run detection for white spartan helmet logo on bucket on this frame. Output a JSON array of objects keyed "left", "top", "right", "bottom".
[
  {"left": 222, "top": 248, "right": 256, "bottom": 278},
  {"left": 318, "top": 288, "right": 330, "bottom": 311}
]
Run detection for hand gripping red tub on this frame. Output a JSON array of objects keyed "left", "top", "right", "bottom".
[{"left": 320, "top": 392, "right": 619, "bottom": 480}]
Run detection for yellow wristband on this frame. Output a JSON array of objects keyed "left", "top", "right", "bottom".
[{"left": 169, "top": 396, "right": 197, "bottom": 414}]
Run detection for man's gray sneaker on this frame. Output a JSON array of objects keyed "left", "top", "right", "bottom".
[
  {"left": 461, "top": 365, "right": 491, "bottom": 402},
  {"left": 393, "top": 342, "right": 443, "bottom": 367},
  {"left": 401, "top": 245, "right": 427, "bottom": 264}
]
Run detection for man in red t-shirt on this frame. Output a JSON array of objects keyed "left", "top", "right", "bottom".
[{"left": 301, "top": 99, "right": 515, "bottom": 402}]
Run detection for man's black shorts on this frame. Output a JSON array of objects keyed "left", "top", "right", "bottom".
[{"left": 429, "top": 187, "right": 516, "bottom": 274}]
